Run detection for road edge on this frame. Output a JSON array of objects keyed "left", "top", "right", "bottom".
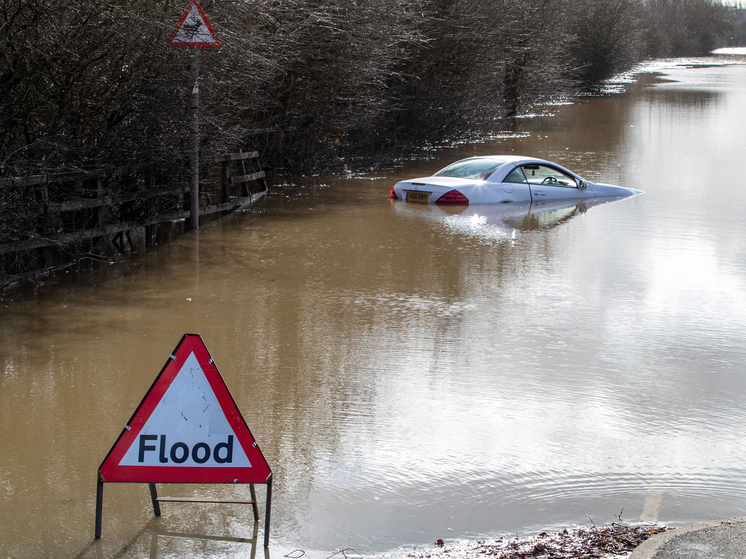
[{"left": 629, "top": 517, "right": 746, "bottom": 559}]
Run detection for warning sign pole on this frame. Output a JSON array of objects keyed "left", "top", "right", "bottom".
[
  {"left": 95, "top": 334, "right": 273, "bottom": 547},
  {"left": 189, "top": 47, "right": 200, "bottom": 229},
  {"left": 166, "top": 0, "right": 222, "bottom": 230}
]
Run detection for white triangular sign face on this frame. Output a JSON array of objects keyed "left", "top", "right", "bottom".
[
  {"left": 118, "top": 352, "right": 251, "bottom": 467},
  {"left": 167, "top": 1, "right": 221, "bottom": 47},
  {"left": 99, "top": 334, "right": 271, "bottom": 484}
]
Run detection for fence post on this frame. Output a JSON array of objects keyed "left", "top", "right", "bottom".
[
  {"left": 221, "top": 160, "right": 230, "bottom": 205},
  {"left": 38, "top": 181, "right": 51, "bottom": 269}
]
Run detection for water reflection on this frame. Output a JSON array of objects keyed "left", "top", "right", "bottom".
[
  {"left": 78, "top": 521, "right": 262, "bottom": 559},
  {"left": 391, "top": 196, "right": 638, "bottom": 241}
]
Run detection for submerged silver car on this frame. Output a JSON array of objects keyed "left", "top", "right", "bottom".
[{"left": 391, "top": 156, "right": 641, "bottom": 205}]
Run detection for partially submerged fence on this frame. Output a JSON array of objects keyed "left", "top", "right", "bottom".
[{"left": 0, "top": 151, "right": 267, "bottom": 289}]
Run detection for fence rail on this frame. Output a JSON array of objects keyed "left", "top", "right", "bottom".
[
  {"left": 0, "top": 150, "right": 268, "bottom": 288},
  {"left": 0, "top": 163, "right": 160, "bottom": 189}
]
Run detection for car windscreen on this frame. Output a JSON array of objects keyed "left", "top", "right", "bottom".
[{"left": 433, "top": 158, "right": 507, "bottom": 180}]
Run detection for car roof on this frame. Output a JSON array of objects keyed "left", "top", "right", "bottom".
[
  {"left": 461, "top": 155, "right": 549, "bottom": 164},
  {"left": 458, "top": 155, "right": 577, "bottom": 175}
]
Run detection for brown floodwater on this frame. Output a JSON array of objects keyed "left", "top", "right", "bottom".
[{"left": 3, "top": 56, "right": 746, "bottom": 559}]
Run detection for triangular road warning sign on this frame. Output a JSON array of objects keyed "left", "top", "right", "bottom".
[
  {"left": 99, "top": 334, "right": 270, "bottom": 483},
  {"left": 167, "top": 1, "right": 221, "bottom": 48}
]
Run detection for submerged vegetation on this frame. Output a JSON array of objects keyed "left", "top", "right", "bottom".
[{"left": 0, "top": 0, "right": 739, "bottom": 176}]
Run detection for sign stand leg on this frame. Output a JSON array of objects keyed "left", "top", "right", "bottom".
[
  {"left": 95, "top": 477, "right": 104, "bottom": 539},
  {"left": 264, "top": 477, "right": 272, "bottom": 548},
  {"left": 149, "top": 483, "right": 162, "bottom": 516},
  {"left": 250, "top": 483, "right": 259, "bottom": 521}
]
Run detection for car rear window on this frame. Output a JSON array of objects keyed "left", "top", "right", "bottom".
[{"left": 433, "top": 158, "right": 507, "bottom": 180}]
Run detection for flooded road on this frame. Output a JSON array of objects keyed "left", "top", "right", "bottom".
[{"left": 3, "top": 57, "right": 746, "bottom": 558}]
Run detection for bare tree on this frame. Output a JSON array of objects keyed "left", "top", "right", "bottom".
[
  {"left": 643, "top": 0, "right": 728, "bottom": 57},
  {"left": 567, "top": 0, "right": 644, "bottom": 88},
  {"left": 0, "top": 0, "right": 733, "bottom": 177}
]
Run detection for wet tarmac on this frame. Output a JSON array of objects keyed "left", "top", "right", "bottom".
[{"left": 631, "top": 518, "right": 746, "bottom": 559}]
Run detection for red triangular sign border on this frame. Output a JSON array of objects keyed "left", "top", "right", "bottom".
[
  {"left": 99, "top": 334, "right": 271, "bottom": 484},
  {"left": 167, "top": 1, "right": 221, "bottom": 48}
]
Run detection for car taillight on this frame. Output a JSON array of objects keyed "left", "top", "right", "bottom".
[
  {"left": 436, "top": 189, "right": 468, "bottom": 205},
  {"left": 390, "top": 186, "right": 398, "bottom": 199}
]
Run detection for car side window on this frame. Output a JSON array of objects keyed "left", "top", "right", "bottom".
[
  {"left": 504, "top": 168, "right": 528, "bottom": 183},
  {"left": 521, "top": 165, "right": 576, "bottom": 188}
]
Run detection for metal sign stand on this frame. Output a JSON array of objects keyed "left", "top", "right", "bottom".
[
  {"left": 95, "top": 476, "right": 272, "bottom": 547},
  {"left": 95, "top": 334, "right": 273, "bottom": 547},
  {"left": 148, "top": 479, "right": 272, "bottom": 548}
]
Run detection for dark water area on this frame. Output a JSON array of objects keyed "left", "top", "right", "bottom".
[{"left": 3, "top": 57, "right": 746, "bottom": 558}]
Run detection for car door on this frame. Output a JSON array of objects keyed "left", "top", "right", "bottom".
[
  {"left": 520, "top": 164, "right": 594, "bottom": 200},
  {"left": 493, "top": 166, "right": 533, "bottom": 203}
]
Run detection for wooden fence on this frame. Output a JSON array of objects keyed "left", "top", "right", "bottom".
[{"left": 0, "top": 151, "right": 267, "bottom": 289}]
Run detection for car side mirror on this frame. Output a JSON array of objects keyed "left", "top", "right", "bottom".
[{"left": 578, "top": 180, "right": 588, "bottom": 189}]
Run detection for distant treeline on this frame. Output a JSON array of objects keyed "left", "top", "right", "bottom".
[{"left": 0, "top": 0, "right": 740, "bottom": 174}]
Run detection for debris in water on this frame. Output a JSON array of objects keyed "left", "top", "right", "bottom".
[{"left": 402, "top": 524, "right": 666, "bottom": 559}]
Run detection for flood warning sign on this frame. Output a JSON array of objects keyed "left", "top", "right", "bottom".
[
  {"left": 99, "top": 334, "right": 271, "bottom": 484},
  {"left": 167, "top": 1, "right": 221, "bottom": 48}
]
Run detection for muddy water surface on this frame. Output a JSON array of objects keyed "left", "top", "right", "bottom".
[{"left": 3, "top": 58, "right": 746, "bottom": 558}]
